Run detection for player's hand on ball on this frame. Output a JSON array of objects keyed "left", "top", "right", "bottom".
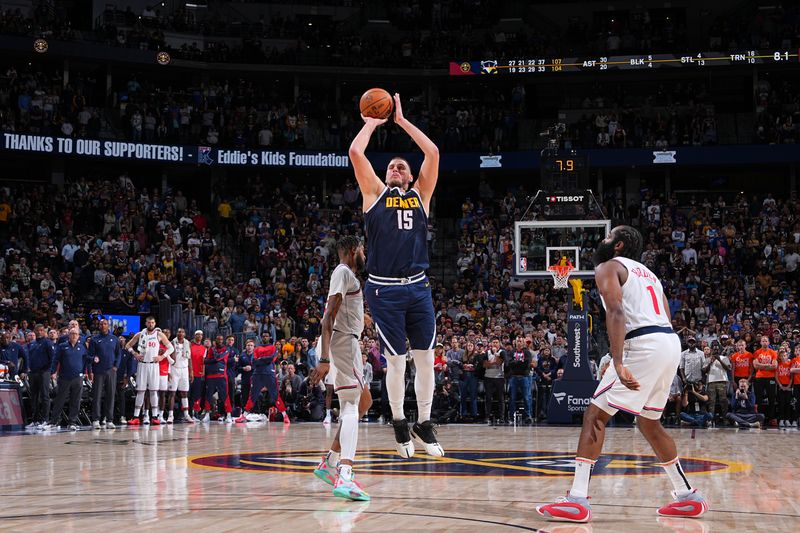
[
  {"left": 310, "top": 362, "right": 330, "bottom": 386},
  {"left": 616, "top": 364, "right": 640, "bottom": 390},
  {"left": 360, "top": 114, "right": 387, "bottom": 127}
]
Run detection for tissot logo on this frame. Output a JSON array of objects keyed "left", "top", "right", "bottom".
[{"left": 553, "top": 392, "right": 566, "bottom": 404}]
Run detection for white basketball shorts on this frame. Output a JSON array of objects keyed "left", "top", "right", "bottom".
[
  {"left": 136, "top": 362, "right": 161, "bottom": 392},
  {"left": 330, "top": 331, "right": 364, "bottom": 394},
  {"left": 591, "top": 331, "right": 681, "bottom": 420},
  {"left": 169, "top": 366, "right": 190, "bottom": 392}
]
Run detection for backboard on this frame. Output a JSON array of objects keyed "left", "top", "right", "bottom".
[{"left": 514, "top": 219, "right": 611, "bottom": 278}]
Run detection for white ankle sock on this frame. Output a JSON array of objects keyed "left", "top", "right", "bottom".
[
  {"left": 327, "top": 450, "right": 340, "bottom": 467},
  {"left": 338, "top": 464, "right": 352, "bottom": 481},
  {"left": 658, "top": 457, "right": 693, "bottom": 494},
  {"left": 569, "top": 457, "right": 596, "bottom": 498}
]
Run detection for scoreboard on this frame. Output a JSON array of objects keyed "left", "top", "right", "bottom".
[{"left": 450, "top": 49, "right": 799, "bottom": 76}]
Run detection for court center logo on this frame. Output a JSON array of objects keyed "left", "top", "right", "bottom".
[{"left": 190, "top": 449, "right": 747, "bottom": 477}]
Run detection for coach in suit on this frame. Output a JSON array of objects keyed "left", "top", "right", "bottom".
[{"left": 88, "top": 319, "right": 122, "bottom": 428}]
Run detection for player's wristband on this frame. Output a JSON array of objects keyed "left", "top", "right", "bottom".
[{"left": 319, "top": 358, "right": 330, "bottom": 364}]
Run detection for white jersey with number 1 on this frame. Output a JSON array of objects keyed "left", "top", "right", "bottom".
[{"left": 601, "top": 256, "right": 672, "bottom": 333}]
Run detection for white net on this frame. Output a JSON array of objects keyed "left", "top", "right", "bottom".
[{"left": 547, "top": 265, "right": 573, "bottom": 289}]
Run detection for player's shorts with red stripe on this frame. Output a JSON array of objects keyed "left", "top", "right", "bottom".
[{"left": 591, "top": 331, "right": 681, "bottom": 420}]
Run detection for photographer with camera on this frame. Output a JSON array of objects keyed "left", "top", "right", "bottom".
[
  {"left": 294, "top": 375, "right": 325, "bottom": 422},
  {"left": 725, "top": 379, "right": 764, "bottom": 429},
  {"left": 431, "top": 379, "right": 458, "bottom": 424},
  {"left": 680, "top": 381, "right": 713, "bottom": 428},
  {"left": 703, "top": 343, "right": 730, "bottom": 425}
]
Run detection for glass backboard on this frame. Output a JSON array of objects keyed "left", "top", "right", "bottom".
[{"left": 515, "top": 220, "right": 611, "bottom": 278}]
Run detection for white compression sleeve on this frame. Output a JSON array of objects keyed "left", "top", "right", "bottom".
[
  {"left": 411, "top": 349, "right": 435, "bottom": 423},
  {"left": 385, "top": 354, "right": 407, "bottom": 420},
  {"left": 338, "top": 390, "right": 360, "bottom": 462}
]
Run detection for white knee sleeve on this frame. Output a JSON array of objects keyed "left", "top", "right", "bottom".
[
  {"left": 339, "top": 397, "right": 359, "bottom": 462},
  {"left": 386, "top": 354, "right": 407, "bottom": 421},
  {"left": 412, "top": 349, "right": 434, "bottom": 423},
  {"left": 135, "top": 390, "right": 145, "bottom": 408},
  {"left": 150, "top": 391, "right": 159, "bottom": 416}
]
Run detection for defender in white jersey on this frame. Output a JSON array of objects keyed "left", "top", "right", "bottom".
[
  {"left": 538, "top": 226, "right": 708, "bottom": 523},
  {"left": 124, "top": 316, "right": 174, "bottom": 426},
  {"left": 310, "top": 236, "right": 373, "bottom": 501}
]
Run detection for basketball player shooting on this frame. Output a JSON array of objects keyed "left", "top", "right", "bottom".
[
  {"left": 310, "top": 236, "right": 372, "bottom": 501},
  {"left": 537, "top": 226, "right": 708, "bottom": 523},
  {"left": 349, "top": 93, "right": 443, "bottom": 458}
]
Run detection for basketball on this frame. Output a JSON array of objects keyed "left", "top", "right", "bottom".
[{"left": 359, "top": 88, "right": 393, "bottom": 119}]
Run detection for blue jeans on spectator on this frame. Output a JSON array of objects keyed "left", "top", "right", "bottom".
[
  {"left": 307, "top": 350, "right": 317, "bottom": 369},
  {"left": 680, "top": 411, "right": 712, "bottom": 427},
  {"left": 460, "top": 372, "right": 478, "bottom": 417},
  {"left": 508, "top": 375, "right": 532, "bottom": 419}
]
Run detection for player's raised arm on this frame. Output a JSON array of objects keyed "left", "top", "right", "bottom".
[
  {"left": 595, "top": 260, "right": 639, "bottom": 390},
  {"left": 349, "top": 116, "right": 387, "bottom": 211},
  {"left": 393, "top": 93, "right": 439, "bottom": 209}
]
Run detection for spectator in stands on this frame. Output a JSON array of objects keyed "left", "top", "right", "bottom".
[
  {"left": 459, "top": 340, "right": 479, "bottom": 421},
  {"left": 536, "top": 345, "right": 556, "bottom": 420},
  {"left": 680, "top": 381, "right": 712, "bottom": 428},
  {"left": 776, "top": 347, "right": 794, "bottom": 428},
  {"left": 703, "top": 344, "right": 730, "bottom": 424},
  {"left": 432, "top": 380, "right": 458, "bottom": 424},
  {"left": 753, "top": 335, "right": 778, "bottom": 426},
  {"left": 680, "top": 338, "right": 704, "bottom": 384},
  {"left": 507, "top": 336, "right": 534, "bottom": 424},
  {"left": 726, "top": 379, "right": 764, "bottom": 429},
  {"left": 482, "top": 338, "right": 506, "bottom": 423}
]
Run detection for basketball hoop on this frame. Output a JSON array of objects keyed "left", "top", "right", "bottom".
[{"left": 547, "top": 263, "right": 574, "bottom": 289}]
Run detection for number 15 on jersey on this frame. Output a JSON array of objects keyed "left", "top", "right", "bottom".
[{"left": 397, "top": 210, "right": 413, "bottom": 230}]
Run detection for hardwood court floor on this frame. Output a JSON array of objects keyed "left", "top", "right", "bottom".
[{"left": 0, "top": 421, "right": 797, "bottom": 532}]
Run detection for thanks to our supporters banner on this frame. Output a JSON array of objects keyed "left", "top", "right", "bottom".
[
  {"left": 5, "top": 132, "right": 800, "bottom": 170},
  {"left": 1, "top": 133, "right": 351, "bottom": 169}
]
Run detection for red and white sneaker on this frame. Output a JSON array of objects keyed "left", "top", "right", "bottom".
[
  {"left": 234, "top": 414, "right": 247, "bottom": 423},
  {"left": 657, "top": 489, "right": 709, "bottom": 518},
  {"left": 536, "top": 493, "right": 592, "bottom": 523},
  {"left": 151, "top": 417, "right": 161, "bottom": 426},
  {"left": 128, "top": 418, "right": 141, "bottom": 426}
]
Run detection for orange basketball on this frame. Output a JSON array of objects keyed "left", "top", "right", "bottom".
[{"left": 359, "top": 88, "right": 393, "bottom": 119}]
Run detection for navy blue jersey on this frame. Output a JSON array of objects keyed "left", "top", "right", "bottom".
[{"left": 365, "top": 186, "right": 429, "bottom": 278}]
